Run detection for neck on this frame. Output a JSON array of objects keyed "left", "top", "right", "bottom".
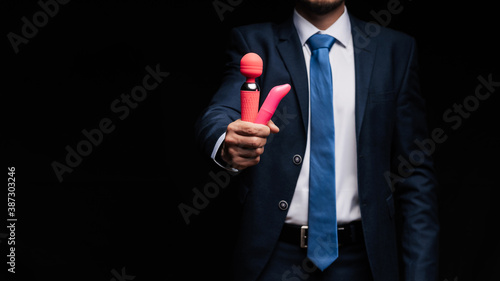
[{"left": 296, "top": 3, "right": 345, "bottom": 30}]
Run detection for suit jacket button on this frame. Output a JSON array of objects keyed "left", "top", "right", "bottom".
[
  {"left": 293, "top": 154, "right": 302, "bottom": 165},
  {"left": 278, "top": 200, "right": 288, "bottom": 211}
]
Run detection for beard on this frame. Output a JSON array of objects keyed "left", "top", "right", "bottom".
[{"left": 296, "top": 0, "right": 345, "bottom": 15}]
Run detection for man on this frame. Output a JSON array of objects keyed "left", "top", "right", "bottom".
[{"left": 195, "top": 0, "right": 439, "bottom": 280}]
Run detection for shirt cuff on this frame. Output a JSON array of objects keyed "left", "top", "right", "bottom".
[{"left": 211, "top": 132, "right": 240, "bottom": 173}]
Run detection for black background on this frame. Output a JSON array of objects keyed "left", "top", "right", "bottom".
[{"left": 3, "top": 0, "right": 499, "bottom": 280}]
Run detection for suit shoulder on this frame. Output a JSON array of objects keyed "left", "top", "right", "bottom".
[
  {"left": 232, "top": 22, "right": 276, "bottom": 37},
  {"left": 378, "top": 25, "right": 415, "bottom": 47},
  {"left": 351, "top": 16, "right": 415, "bottom": 48},
  {"left": 229, "top": 22, "right": 280, "bottom": 52}
]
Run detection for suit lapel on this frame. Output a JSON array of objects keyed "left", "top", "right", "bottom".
[
  {"left": 351, "top": 17, "right": 377, "bottom": 141},
  {"left": 274, "top": 16, "right": 376, "bottom": 138},
  {"left": 275, "top": 18, "right": 309, "bottom": 132}
]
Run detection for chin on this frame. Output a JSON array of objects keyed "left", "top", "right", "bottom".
[{"left": 296, "top": 0, "right": 345, "bottom": 15}]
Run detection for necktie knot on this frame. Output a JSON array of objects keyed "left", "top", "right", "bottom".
[{"left": 307, "top": 34, "right": 336, "bottom": 51}]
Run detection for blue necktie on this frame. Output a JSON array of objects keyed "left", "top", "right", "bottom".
[{"left": 307, "top": 33, "right": 338, "bottom": 271}]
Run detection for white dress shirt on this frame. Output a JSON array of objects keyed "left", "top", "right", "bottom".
[{"left": 285, "top": 8, "right": 360, "bottom": 225}]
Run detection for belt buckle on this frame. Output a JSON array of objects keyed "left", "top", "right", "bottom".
[{"left": 300, "top": 226, "right": 308, "bottom": 248}]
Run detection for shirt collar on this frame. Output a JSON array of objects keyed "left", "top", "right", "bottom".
[{"left": 293, "top": 6, "right": 351, "bottom": 48}]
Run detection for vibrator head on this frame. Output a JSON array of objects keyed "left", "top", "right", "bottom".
[
  {"left": 254, "top": 84, "right": 291, "bottom": 125},
  {"left": 240, "top": 53, "right": 263, "bottom": 82}
]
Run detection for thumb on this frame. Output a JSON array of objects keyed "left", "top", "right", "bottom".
[{"left": 267, "top": 120, "right": 280, "bottom": 134}]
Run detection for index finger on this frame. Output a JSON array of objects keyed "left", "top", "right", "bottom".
[{"left": 231, "top": 119, "right": 271, "bottom": 138}]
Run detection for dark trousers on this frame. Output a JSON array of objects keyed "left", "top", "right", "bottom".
[{"left": 257, "top": 240, "right": 373, "bottom": 281}]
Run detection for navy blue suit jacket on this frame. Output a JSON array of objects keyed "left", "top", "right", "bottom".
[{"left": 196, "top": 15, "right": 439, "bottom": 281}]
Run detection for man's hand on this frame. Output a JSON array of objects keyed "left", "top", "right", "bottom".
[{"left": 221, "top": 119, "right": 279, "bottom": 170}]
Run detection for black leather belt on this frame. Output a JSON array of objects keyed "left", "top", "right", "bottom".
[{"left": 279, "top": 221, "right": 364, "bottom": 248}]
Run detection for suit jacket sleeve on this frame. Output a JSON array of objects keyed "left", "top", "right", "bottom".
[
  {"left": 392, "top": 39, "right": 439, "bottom": 281},
  {"left": 195, "top": 27, "right": 250, "bottom": 158}
]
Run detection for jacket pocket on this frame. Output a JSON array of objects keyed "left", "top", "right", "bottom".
[{"left": 369, "top": 90, "right": 395, "bottom": 103}]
